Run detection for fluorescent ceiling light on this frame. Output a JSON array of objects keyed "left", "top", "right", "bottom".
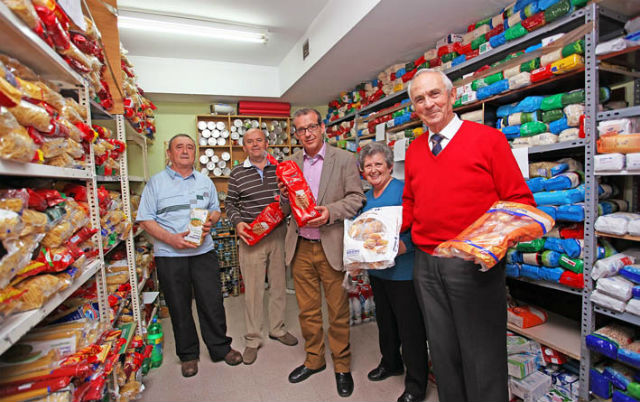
[{"left": 118, "top": 12, "right": 268, "bottom": 44}]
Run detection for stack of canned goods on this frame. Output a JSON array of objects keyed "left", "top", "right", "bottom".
[
  {"left": 199, "top": 149, "right": 232, "bottom": 177},
  {"left": 197, "top": 120, "right": 230, "bottom": 146}
]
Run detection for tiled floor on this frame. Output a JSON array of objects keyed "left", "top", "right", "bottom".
[{"left": 139, "top": 292, "right": 439, "bottom": 402}]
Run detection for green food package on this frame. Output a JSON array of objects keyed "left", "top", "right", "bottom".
[
  {"left": 629, "top": 384, "right": 640, "bottom": 402},
  {"left": 484, "top": 72, "right": 504, "bottom": 86},
  {"left": 471, "top": 79, "right": 488, "bottom": 91},
  {"left": 454, "top": 99, "right": 462, "bottom": 108},
  {"left": 515, "top": 239, "right": 546, "bottom": 252},
  {"left": 520, "top": 58, "right": 541, "bottom": 73},
  {"left": 471, "top": 35, "right": 487, "bottom": 50},
  {"left": 600, "top": 238, "right": 616, "bottom": 258},
  {"left": 541, "top": 93, "right": 565, "bottom": 111},
  {"left": 520, "top": 121, "right": 548, "bottom": 137},
  {"left": 441, "top": 52, "right": 459, "bottom": 63},
  {"left": 559, "top": 254, "right": 583, "bottom": 273},
  {"left": 476, "top": 16, "right": 492, "bottom": 28},
  {"left": 542, "top": 109, "right": 565, "bottom": 123},
  {"left": 601, "top": 87, "right": 611, "bottom": 103},
  {"left": 520, "top": 112, "right": 537, "bottom": 124},
  {"left": 505, "top": 23, "right": 528, "bottom": 41},
  {"left": 571, "top": 0, "right": 588, "bottom": 7},
  {"left": 544, "top": 0, "right": 571, "bottom": 24},
  {"left": 561, "top": 39, "right": 585, "bottom": 58},
  {"left": 561, "top": 89, "right": 585, "bottom": 106}
]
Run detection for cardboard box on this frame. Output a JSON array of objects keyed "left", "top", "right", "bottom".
[
  {"left": 508, "top": 353, "right": 539, "bottom": 379},
  {"left": 479, "top": 42, "right": 493, "bottom": 54},
  {"left": 509, "top": 371, "right": 552, "bottom": 402}
]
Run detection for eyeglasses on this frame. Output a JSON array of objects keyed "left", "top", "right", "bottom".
[{"left": 295, "top": 123, "right": 320, "bottom": 135}]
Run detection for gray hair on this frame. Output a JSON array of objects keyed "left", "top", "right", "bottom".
[
  {"left": 292, "top": 108, "right": 322, "bottom": 126},
  {"left": 167, "top": 133, "right": 195, "bottom": 150},
  {"left": 358, "top": 142, "right": 394, "bottom": 170},
  {"left": 244, "top": 127, "right": 267, "bottom": 141},
  {"left": 407, "top": 68, "right": 454, "bottom": 101}
]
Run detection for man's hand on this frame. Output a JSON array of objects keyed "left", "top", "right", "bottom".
[
  {"left": 236, "top": 222, "right": 252, "bottom": 245},
  {"left": 305, "top": 206, "right": 329, "bottom": 228},
  {"left": 167, "top": 231, "right": 198, "bottom": 249},
  {"left": 203, "top": 219, "right": 213, "bottom": 237},
  {"left": 277, "top": 178, "right": 289, "bottom": 199}
]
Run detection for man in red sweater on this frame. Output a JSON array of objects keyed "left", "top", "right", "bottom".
[{"left": 404, "top": 69, "right": 535, "bottom": 402}]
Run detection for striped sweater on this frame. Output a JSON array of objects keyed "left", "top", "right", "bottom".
[{"left": 226, "top": 162, "right": 280, "bottom": 227}]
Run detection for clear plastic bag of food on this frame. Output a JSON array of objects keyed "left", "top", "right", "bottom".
[
  {"left": 344, "top": 206, "right": 402, "bottom": 271},
  {"left": 42, "top": 221, "right": 74, "bottom": 248},
  {"left": 598, "top": 134, "right": 640, "bottom": 154},
  {"left": 0, "top": 233, "right": 45, "bottom": 288},
  {"left": 434, "top": 201, "right": 555, "bottom": 271},
  {"left": 276, "top": 160, "right": 320, "bottom": 227},
  {"left": 15, "top": 274, "right": 63, "bottom": 312},
  {"left": 0, "top": 107, "right": 38, "bottom": 162},
  {"left": 0, "top": 208, "right": 24, "bottom": 241},
  {"left": 0, "top": 189, "right": 28, "bottom": 213},
  {"left": 9, "top": 100, "right": 52, "bottom": 132},
  {"left": 41, "top": 137, "right": 66, "bottom": 159}
]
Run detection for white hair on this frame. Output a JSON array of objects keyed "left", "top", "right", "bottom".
[{"left": 407, "top": 68, "right": 454, "bottom": 101}]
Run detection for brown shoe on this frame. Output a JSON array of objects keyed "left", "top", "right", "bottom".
[
  {"left": 224, "top": 349, "right": 243, "bottom": 366},
  {"left": 243, "top": 347, "right": 258, "bottom": 365},
  {"left": 181, "top": 359, "right": 198, "bottom": 377},
  {"left": 269, "top": 332, "right": 298, "bottom": 346}
]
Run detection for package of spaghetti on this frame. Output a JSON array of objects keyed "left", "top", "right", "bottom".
[
  {"left": 0, "top": 107, "right": 37, "bottom": 163},
  {"left": 243, "top": 200, "right": 285, "bottom": 246},
  {"left": 434, "top": 201, "right": 554, "bottom": 271},
  {"left": 276, "top": 160, "right": 320, "bottom": 227}
]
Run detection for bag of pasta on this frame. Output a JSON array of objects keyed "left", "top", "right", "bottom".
[
  {"left": 343, "top": 206, "right": 402, "bottom": 271},
  {"left": 276, "top": 160, "right": 320, "bottom": 227},
  {"left": 243, "top": 200, "right": 285, "bottom": 246},
  {"left": 0, "top": 107, "right": 37, "bottom": 163},
  {"left": 434, "top": 201, "right": 555, "bottom": 271}
]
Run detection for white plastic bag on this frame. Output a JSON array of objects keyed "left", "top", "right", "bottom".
[
  {"left": 595, "top": 153, "right": 625, "bottom": 172},
  {"left": 592, "top": 253, "right": 636, "bottom": 280},
  {"left": 596, "top": 275, "right": 633, "bottom": 301},
  {"left": 626, "top": 298, "right": 640, "bottom": 316},
  {"left": 343, "top": 206, "right": 401, "bottom": 271},
  {"left": 627, "top": 153, "right": 640, "bottom": 170},
  {"left": 591, "top": 289, "right": 627, "bottom": 312}
]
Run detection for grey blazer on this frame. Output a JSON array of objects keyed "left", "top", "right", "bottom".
[{"left": 282, "top": 145, "right": 366, "bottom": 271}]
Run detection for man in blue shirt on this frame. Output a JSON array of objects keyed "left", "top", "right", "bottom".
[{"left": 137, "top": 134, "right": 242, "bottom": 378}]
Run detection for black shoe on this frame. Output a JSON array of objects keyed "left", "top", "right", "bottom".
[
  {"left": 397, "top": 391, "right": 425, "bottom": 402},
  {"left": 336, "top": 372, "right": 354, "bottom": 397},
  {"left": 288, "top": 364, "right": 326, "bottom": 383},
  {"left": 367, "top": 365, "right": 404, "bottom": 381}
]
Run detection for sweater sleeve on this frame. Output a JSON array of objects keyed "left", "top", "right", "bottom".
[
  {"left": 225, "top": 170, "right": 243, "bottom": 227},
  {"left": 490, "top": 131, "right": 536, "bottom": 206},
  {"left": 401, "top": 149, "right": 415, "bottom": 233}
]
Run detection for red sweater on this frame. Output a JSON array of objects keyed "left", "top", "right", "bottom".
[{"left": 401, "top": 121, "right": 535, "bottom": 254}]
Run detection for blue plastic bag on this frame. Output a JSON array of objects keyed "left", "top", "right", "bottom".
[
  {"left": 514, "top": 0, "right": 537, "bottom": 12},
  {"left": 507, "top": 250, "right": 523, "bottom": 264},
  {"left": 540, "top": 267, "right": 564, "bottom": 282},
  {"left": 586, "top": 334, "right": 618, "bottom": 359},
  {"left": 562, "top": 238, "right": 582, "bottom": 258},
  {"left": 538, "top": 205, "right": 557, "bottom": 219},
  {"left": 503, "top": 125, "right": 521, "bottom": 139},
  {"left": 633, "top": 286, "right": 640, "bottom": 299},
  {"left": 620, "top": 266, "right": 640, "bottom": 284},
  {"left": 544, "top": 237, "right": 565, "bottom": 253},
  {"left": 543, "top": 172, "right": 580, "bottom": 191},
  {"left": 591, "top": 368, "right": 613, "bottom": 399},
  {"left": 490, "top": 32, "right": 507, "bottom": 48},
  {"left": 603, "top": 366, "right": 633, "bottom": 391},
  {"left": 618, "top": 348, "right": 640, "bottom": 370},
  {"left": 506, "top": 263, "right": 521, "bottom": 277},
  {"left": 527, "top": 177, "right": 546, "bottom": 193},
  {"left": 452, "top": 54, "right": 466, "bottom": 66},
  {"left": 538, "top": 0, "right": 561, "bottom": 10},
  {"left": 477, "top": 86, "right": 493, "bottom": 100},
  {"left": 613, "top": 391, "right": 640, "bottom": 402},
  {"left": 550, "top": 117, "right": 570, "bottom": 134},
  {"left": 490, "top": 79, "right": 510, "bottom": 95},
  {"left": 497, "top": 102, "right": 518, "bottom": 117},
  {"left": 556, "top": 204, "right": 585, "bottom": 222},
  {"left": 534, "top": 186, "right": 585, "bottom": 206},
  {"left": 515, "top": 96, "right": 545, "bottom": 113},
  {"left": 396, "top": 68, "right": 406, "bottom": 78},
  {"left": 521, "top": 263, "right": 542, "bottom": 280},
  {"left": 525, "top": 43, "right": 543, "bottom": 53}
]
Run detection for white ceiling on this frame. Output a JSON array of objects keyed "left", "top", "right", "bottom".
[
  {"left": 117, "top": 0, "right": 330, "bottom": 65},
  {"left": 118, "top": 0, "right": 640, "bottom": 106}
]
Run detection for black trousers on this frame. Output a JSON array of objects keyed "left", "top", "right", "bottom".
[
  {"left": 413, "top": 249, "right": 508, "bottom": 402},
  {"left": 155, "top": 250, "right": 232, "bottom": 362},
  {"left": 370, "top": 276, "right": 428, "bottom": 397}
]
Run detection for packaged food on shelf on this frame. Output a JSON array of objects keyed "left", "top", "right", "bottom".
[{"left": 598, "top": 134, "right": 640, "bottom": 154}]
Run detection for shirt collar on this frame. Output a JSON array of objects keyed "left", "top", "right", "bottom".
[
  {"left": 243, "top": 155, "right": 272, "bottom": 169},
  {"left": 428, "top": 114, "right": 462, "bottom": 141},
  {"left": 303, "top": 142, "right": 326, "bottom": 161},
  {"left": 165, "top": 165, "right": 195, "bottom": 180}
]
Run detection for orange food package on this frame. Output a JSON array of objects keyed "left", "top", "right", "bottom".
[
  {"left": 243, "top": 200, "right": 284, "bottom": 246},
  {"left": 507, "top": 305, "right": 548, "bottom": 328},
  {"left": 276, "top": 160, "right": 320, "bottom": 227},
  {"left": 434, "top": 201, "right": 554, "bottom": 271}
]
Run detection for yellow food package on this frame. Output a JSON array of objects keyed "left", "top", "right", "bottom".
[
  {"left": 184, "top": 208, "right": 209, "bottom": 246},
  {"left": 550, "top": 54, "right": 584, "bottom": 75}
]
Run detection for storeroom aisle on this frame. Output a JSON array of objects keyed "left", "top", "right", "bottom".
[{"left": 139, "top": 293, "right": 438, "bottom": 401}]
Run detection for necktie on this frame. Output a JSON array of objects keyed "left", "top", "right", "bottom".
[{"left": 431, "top": 133, "right": 444, "bottom": 156}]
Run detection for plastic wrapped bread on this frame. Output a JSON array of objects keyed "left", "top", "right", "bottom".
[
  {"left": 598, "top": 119, "right": 637, "bottom": 136},
  {"left": 434, "top": 201, "right": 555, "bottom": 271},
  {"left": 344, "top": 206, "right": 401, "bottom": 271},
  {"left": 595, "top": 153, "right": 625, "bottom": 171}
]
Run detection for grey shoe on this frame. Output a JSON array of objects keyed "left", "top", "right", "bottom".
[
  {"left": 243, "top": 347, "right": 259, "bottom": 365},
  {"left": 269, "top": 331, "right": 299, "bottom": 346}
]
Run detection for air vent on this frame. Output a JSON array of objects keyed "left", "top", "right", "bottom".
[{"left": 302, "top": 39, "right": 309, "bottom": 60}]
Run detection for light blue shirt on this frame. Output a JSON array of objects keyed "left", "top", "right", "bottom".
[{"left": 137, "top": 166, "right": 220, "bottom": 257}]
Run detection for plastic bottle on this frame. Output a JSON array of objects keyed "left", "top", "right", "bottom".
[
  {"left": 141, "top": 344, "right": 153, "bottom": 375},
  {"left": 147, "top": 317, "right": 164, "bottom": 368},
  {"left": 351, "top": 290, "right": 362, "bottom": 325}
]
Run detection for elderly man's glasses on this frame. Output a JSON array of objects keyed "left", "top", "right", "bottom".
[{"left": 295, "top": 123, "right": 320, "bottom": 135}]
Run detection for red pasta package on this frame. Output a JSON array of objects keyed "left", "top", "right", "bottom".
[
  {"left": 276, "top": 160, "right": 320, "bottom": 227},
  {"left": 434, "top": 201, "right": 554, "bottom": 271},
  {"left": 243, "top": 200, "right": 285, "bottom": 246}
]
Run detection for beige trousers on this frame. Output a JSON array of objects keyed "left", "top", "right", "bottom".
[{"left": 238, "top": 224, "right": 287, "bottom": 348}]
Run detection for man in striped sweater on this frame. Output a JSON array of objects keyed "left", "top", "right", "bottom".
[{"left": 226, "top": 128, "right": 298, "bottom": 365}]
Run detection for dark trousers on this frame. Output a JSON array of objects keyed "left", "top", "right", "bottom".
[
  {"left": 370, "top": 276, "right": 428, "bottom": 397},
  {"left": 413, "top": 249, "right": 508, "bottom": 402},
  {"left": 155, "top": 250, "right": 232, "bottom": 362}
]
